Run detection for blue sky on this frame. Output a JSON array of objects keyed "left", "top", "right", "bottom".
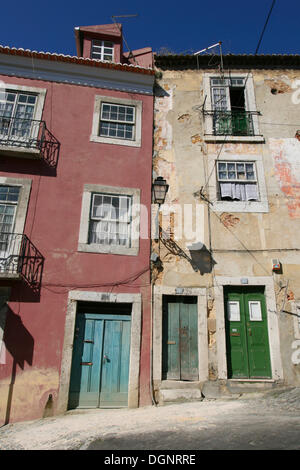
[{"left": 0, "top": 0, "right": 299, "bottom": 56}]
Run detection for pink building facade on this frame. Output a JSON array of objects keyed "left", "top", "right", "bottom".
[{"left": 0, "top": 25, "right": 155, "bottom": 424}]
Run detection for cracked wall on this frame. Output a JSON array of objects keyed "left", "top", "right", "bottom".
[{"left": 153, "top": 67, "right": 300, "bottom": 386}]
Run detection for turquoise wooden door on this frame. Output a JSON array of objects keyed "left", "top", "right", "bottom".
[
  {"left": 68, "top": 312, "right": 131, "bottom": 409},
  {"left": 225, "top": 287, "right": 272, "bottom": 379},
  {"left": 162, "top": 297, "right": 198, "bottom": 381}
]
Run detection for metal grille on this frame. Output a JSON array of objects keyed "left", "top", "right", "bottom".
[{"left": 203, "top": 110, "right": 259, "bottom": 136}]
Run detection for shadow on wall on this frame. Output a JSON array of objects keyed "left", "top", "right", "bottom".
[
  {"left": 187, "top": 242, "right": 217, "bottom": 274},
  {"left": 160, "top": 230, "right": 216, "bottom": 274},
  {"left": 2, "top": 308, "right": 34, "bottom": 425}
]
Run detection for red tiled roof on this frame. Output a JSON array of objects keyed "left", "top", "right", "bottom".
[{"left": 0, "top": 45, "right": 155, "bottom": 75}]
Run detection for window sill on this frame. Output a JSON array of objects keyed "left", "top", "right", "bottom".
[
  {"left": 204, "top": 135, "right": 265, "bottom": 143},
  {"left": 90, "top": 134, "right": 141, "bottom": 147},
  {"left": 78, "top": 243, "right": 139, "bottom": 256},
  {"left": 212, "top": 200, "right": 269, "bottom": 213}
]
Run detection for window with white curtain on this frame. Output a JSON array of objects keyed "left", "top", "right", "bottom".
[
  {"left": 0, "top": 91, "right": 37, "bottom": 140},
  {"left": 217, "top": 161, "right": 258, "bottom": 201},
  {"left": 0, "top": 185, "right": 20, "bottom": 255},
  {"left": 88, "top": 193, "right": 132, "bottom": 247}
]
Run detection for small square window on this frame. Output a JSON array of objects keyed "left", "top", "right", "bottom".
[
  {"left": 99, "top": 103, "right": 136, "bottom": 142},
  {"left": 91, "top": 96, "right": 142, "bottom": 148},
  {"left": 91, "top": 40, "right": 114, "bottom": 62},
  {"left": 217, "top": 161, "right": 259, "bottom": 201}
]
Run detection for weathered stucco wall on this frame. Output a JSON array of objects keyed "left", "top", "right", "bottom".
[{"left": 153, "top": 67, "right": 300, "bottom": 387}]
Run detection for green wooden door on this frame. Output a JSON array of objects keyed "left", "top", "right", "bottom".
[
  {"left": 68, "top": 312, "right": 131, "bottom": 409},
  {"left": 225, "top": 287, "right": 272, "bottom": 379},
  {"left": 162, "top": 296, "right": 198, "bottom": 381}
]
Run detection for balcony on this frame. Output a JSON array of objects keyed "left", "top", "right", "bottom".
[
  {"left": 0, "top": 233, "right": 44, "bottom": 290},
  {"left": 203, "top": 110, "right": 262, "bottom": 138},
  {"left": 0, "top": 115, "right": 60, "bottom": 168}
]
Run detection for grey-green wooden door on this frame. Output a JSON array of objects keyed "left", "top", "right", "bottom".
[
  {"left": 162, "top": 297, "right": 198, "bottom": 380},
  {"left": 68, "top": 312, "right": 131, "bottom": 409}
]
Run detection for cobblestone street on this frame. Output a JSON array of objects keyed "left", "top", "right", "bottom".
[{"left": 0, "top": 387, "right": 300, "bottom": 451}]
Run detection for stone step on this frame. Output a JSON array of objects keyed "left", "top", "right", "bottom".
[
  {"left": 158, "top": 388, "right": 203, "bottom": 404},
  {"left": 226, "top": 379, "right": 277, "bottom": 395},
  {"left": 161, "top": 380, "right": 202, "bottom": 390}
]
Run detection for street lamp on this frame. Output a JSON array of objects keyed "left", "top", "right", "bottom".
[
  {"left": 152, "top": 176, "right": 169, "bottom": 242},
  {"left": 150, "top": 176, "right": 169, "bottom": 407},
  {"left": 152, "top": 176, "right": 169, "bottom": 206}
]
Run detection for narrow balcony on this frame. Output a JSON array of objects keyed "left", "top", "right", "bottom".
[
  {"left": 203, "top": 110, "right": 261, "bottom": 137},
  {"left": 0, "top": 115, "right": 60, "bottom": 168},
  {"left": 0, "top": 233, "right": 44, "bottom": 290}
]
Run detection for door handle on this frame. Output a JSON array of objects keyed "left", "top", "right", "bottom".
[{"left": 248, "top": 328, "right": 252, "bottom": 336}]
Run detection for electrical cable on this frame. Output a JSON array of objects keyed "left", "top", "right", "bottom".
[{"left": 41, "top": 266, "right": 150, "bottom": 294}]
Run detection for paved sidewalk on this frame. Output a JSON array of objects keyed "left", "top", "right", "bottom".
[{"left": 0, "top": 387, "right": 300, "bottom": 450}]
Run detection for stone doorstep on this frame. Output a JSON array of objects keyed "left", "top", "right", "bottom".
[
  {"left": 225, "top": 379, "right": 279, "bottom": 395},
  {"left": 158, "top": 388, "right": 203, "bottom": 405},
  {"left": 161, "top": 380, "right": 202, "bottom": 390},
  {"left": 158, "top": 379, "right": 286, "bottom": 403}
]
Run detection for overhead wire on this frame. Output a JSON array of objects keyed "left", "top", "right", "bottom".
[{"left": 195, "top": 0, "right": 296, "bottom": 310}]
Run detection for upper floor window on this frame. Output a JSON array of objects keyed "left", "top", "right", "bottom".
[
  {"left": 206, "top": 154, "right": 268, "bottom": 213},
  {"left": 217, "top": 161, "right": 258, "bottom": 201},
  {"left": 91, "top": 40, "right": 114, "bottom": 62},
  {"left": 78, "top": 184, "right": 141, "bottom": 256},
  {"left": 91, "top": 95, "right": 142, "bottom": 148},
  {"left": 0, "top": 178, "right": 32, "bottom": 274},
  {"left": 210, "top": 78, "right": 255, "bottom": 136},
  {"left": 100, "top": 103, "right": 135, "bottom": 141},
  {"left": 89, "top": 193, "right": 132, "bottom": 247},
  {"left": 0, "top": 185, "right": 20, "bottom": 258},
  {"left": 203, "top": 73, "right": 263, "bottom": 142},
  {"left": 0, "top": 91, "right": 37, "bottom": 141},
  {"left": 0, "top": 186, "right": 20, "bottom": 231}
]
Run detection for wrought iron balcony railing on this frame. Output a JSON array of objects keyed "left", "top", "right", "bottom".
[
  {"left": 0, "top": 233, "right": 44, "bottom": 289},
  {"left": 203, "top": 110, "right": 260, "bottom": 136},
  {"left": 0, "top": 115, "right": 60, "bottom": 168}
]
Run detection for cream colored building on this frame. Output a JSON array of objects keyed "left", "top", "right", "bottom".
[{"left": 151, "top": 53, "right": 300, "bottom": 403}]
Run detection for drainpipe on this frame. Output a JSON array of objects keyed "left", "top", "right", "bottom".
[{"left": 150, "top": 280, "right": 158, "bottom": 406}]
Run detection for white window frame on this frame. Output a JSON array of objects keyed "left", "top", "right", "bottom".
[
  {"left": 89, "top": 192, "right": 133, "bottom": 248},
  {"left": 217, "top": 160, "right": 259, "bottom": 202},
  {"left": 99, "top": 102, "right": 136, "bottom": 141},
  {"left": 0, "top": 176, "right": 31, "bottom": 235},
  {"left": 90, "top": 95, "right": 142, "bottom": 148},
  {"left": 0, "top": 177, "right": 31, "bottom": 276},
  {"left": 0, "top": 83, "right": 46, "bottom": 154},
  {"left": 91, "top": 39, "right": 114, "bottom": 62},
  {"left": 207, "top": 154, "right": 269, "bottom": 213},
  {"left": 78, "top": 183, "right": 140, "bottom": 256},
  {"left": 203, "top": 73, "right": 264, "bottom": 143}
]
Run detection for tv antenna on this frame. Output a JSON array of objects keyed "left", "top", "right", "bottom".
[
  {"left": 194, "top": 41, "right": 223, "bottom": 74},
  {"left": 111, "top": 14, "right": 138, "bottom": 64}
]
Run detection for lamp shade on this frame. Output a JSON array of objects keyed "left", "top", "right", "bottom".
[{"left": 152, "top": 177, "right": 169, "bottom": 205}]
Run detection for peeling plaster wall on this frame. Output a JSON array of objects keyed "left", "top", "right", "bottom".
[{"left": 153, "top": 67, "right": 300, "bottom": 387}]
